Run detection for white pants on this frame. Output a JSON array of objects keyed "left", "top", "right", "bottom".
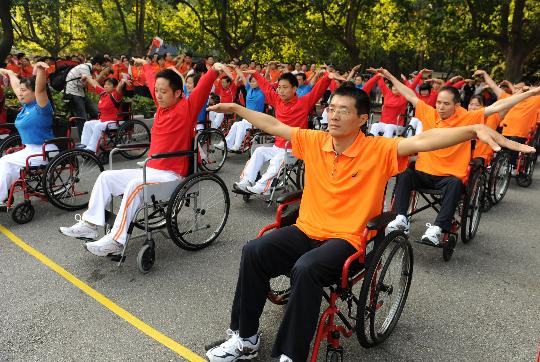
[
  {"left": 241, "top": 145, "right": 289, "bottom": 190},
  {"left": 225, "top": 119, "right": 252, "bottom": 150},
  {"left": 407, "top": 117, "right": 423, "bottom": 137},
  {"left": 209, "top": 111, "right": 225, "bottom": 129},
  {"left": 0, "top": 144, "right": 58, "bottom": 201},
  {"left": 82, "top": 167, "right": 181, "bottom": 244},
  {"left": 369, "top": 122, "right": 405, "bottom": 138},
  {"left": 81, "top": 120, "right": 116, "bottom": 152}
]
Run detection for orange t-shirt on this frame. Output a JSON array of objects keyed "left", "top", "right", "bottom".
[
  {"left": 6, "top": 63, "right": 21, "bottom": 75},
  {"left": 165, "top": 60, "right": 177, "bottom": 68},
  {"left": 414, "top": 100, "right": 484, "bottom": 180},
  {"left": 499, "top": 92, "right": 540, "bottom": 138},
  {"left": 472, "top": 113, "right": 501, "bottom": 161},
  {"left": 269, "top": 69, "right": 281, "bottom": 83},
  {"left": 291, "top": 128, "right": 409, "bottom": 250}
]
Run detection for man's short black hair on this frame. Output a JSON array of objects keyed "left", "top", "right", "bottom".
[
  {"left": 419, "top": 83, "right": 431, "bottom": 92},
  {"left": 332, "top": 84, "right": 370, "bottom": 116},
  {"left": 104, "top": 77, "right": 119, "bottom": 88},
  {"left": 156, "top": 69, "right": 183, "bottom": 93},
  {"left": 186, "top": 73, "right": 201, "bottom": 87},
  {"left": 278, "top": 72, "right": 298, "bottom": 88},
  {"left": 439, "top": 85, "right": 461, "bottom": 103},
  {"left": 157, "top": 54, "right": 166, "bottom": 61},
  {"left": 91, "top": 54, "right": 106, "bottom": 66},
  {"left": 185, "top": 52, "right": 193, "bottom": 58},
  {"left": 222, "top": 76, "right": 232, "bottom": 84},
  {"left": 469, "top": 95, "right": 484, "bottom": 106},
  {"left": 296, "top": 72, "right": 307, "bottom": 81}
]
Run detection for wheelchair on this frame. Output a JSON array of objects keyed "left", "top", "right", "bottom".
[
  {"left": 512, "top": 127, "right": 537, "bottom": 188},
  {"left": 391, "top": 156, "right": 485, "bottom": 261},
  {"left": 232, "top": 139, "right": 305, "bottom": 205},
  {"left": 103, "top": 133, "right": 230, "bottom": 273},
  {"left": 0, "top": 116, "right": 104, "bottom": 224},
  {"left": 263, "top": 190, "right": 414, "bottom": 362},
  {"left": 0, "top": 122, "right": 21, "bottom": 157},
  {"left": 196, "top": 117, "right": 227, "bottom": 173}
]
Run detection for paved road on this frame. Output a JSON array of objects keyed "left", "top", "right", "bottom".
[{"left": 0, "top": 152, "right": 538, "bottom": 362}]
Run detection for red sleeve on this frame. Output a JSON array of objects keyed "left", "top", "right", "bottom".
[
  {"left": 402, "top": 77, "right": 411, "bottom": 88},
  {"left": 302, "top": 73, "right": 331, "bottom": 108},
  {"left": 94, "top": 85, "right": 105, "bottom": 95},
  {"left": 451, "top": 80, "right": 466, "bottom": 89},
  {"left": 253, "top": 72, "right": 278, "bottom": 107},
  {"left": 111, "top": 89, "right": 122, "bottom": 102},
  {"left": 143, "top": 63, "right": 158, "bottom": 106},
  {"left": 410, "top": 72, "right": 423, "bottom": 90},
  {"left": 361, "top": 74, "right": 380, "bottom": 96},
  {"left": 187, "top": 69, "right": 219, "bottom": 126},
  {"left": 377, "top": 77, "right": 390, "bottom": 96}
]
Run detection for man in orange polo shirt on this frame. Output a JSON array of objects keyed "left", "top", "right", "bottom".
[
  {"left": 385, "top": 68, "right": 539, "bottom": 245},
  {"left": 204, "top": 83, "right": 535, "bottom": 362}
]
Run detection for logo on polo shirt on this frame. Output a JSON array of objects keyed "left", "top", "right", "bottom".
[{"left": 352, "top": 171, "right": 358, "bottom": 177}]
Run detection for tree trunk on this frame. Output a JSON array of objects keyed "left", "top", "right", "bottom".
[
  {"left": 0, "top": 0, "right": 14, "bottom": 64},
  {"left": 504, "top": 46, "right": 527, "bottom": 82}
]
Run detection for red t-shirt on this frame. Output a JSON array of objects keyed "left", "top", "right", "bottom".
[
  {"left": 214, "top": 81, "right": 238, "bottom": 104},
  {"left": 144, "top": 64, "right": 218, "bottom": 176},
  {"left": 253, "top": 72, "right": 331, "bottom": 148},
  {"left": 94, "top": 85, "right": 122, "bottom": 122},
  {"left": 377, "top": 77, "right": 408, "bottom": 126}
]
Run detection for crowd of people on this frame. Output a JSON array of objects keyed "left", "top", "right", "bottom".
[{"left": 1, "top": 46, "right": 539, "bottom": 362}]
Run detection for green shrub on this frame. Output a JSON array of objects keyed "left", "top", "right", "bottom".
[{"left": 128, "top": 95, "right": 157, "bottom": 118}]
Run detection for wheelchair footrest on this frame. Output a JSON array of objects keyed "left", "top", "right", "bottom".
[
  {"left": 414, "top": 238, "right": 444, "bottom": 248},
  {"left": 231, "top": 184, "right": 252, "bottom": 195},
  {"left": 109, "top": 254, "right": 126, "bottom": 263}
]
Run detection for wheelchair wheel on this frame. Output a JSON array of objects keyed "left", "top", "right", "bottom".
[
  {"left": 356, "top": 231, "right": 413, "bottom": 348},
  {"left": 268, "top": 275, "right": 291, "bottom": 305},
  {"left": 198, "top": 128, "right": 227, "bottom": 173},
  {"left": 117, "top": 120, "right": 151, "bottom": 159},
  {"left": 488, "top": 152, "right": 510, "bottom": 205},
  {"left": 11, "top": 201, "right": 35, "bottom": 224},
  {"left": 0, "top": 134, "right": 22, "bottom": 157},
  {"left": 516, "top": 154, "right": 535, "bottom": 188},
  {"left": 166, "top": 173, "right": 230, "bottom": 250},
  {"left": 442, "top": 234, "right": 458, "bottom": 262},
  {"left": 460, "top": 171, "right": 484, "bottom": 243},
  {"left": 325, "top": 348, "right": 343, "bottom": 362},
  {"left": 43, "top": 149, "right": 104, "bottom": 210},
  {"left": 137, "top": 242, "right": 155, "bottom": 273},
  {"left": 295, "top": 160, "right": 305, "bottom": 189}
]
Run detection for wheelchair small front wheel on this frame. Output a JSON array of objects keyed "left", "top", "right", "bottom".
[
  {"left": 11, "top": 202, "right": 35, "bottom": 224},
  {"left": 356, "top": 231, "right": 413, "bottom": 348},
  {"left": 442, "top": 234, "right": 457, "bottom": 262},
  {"left": 516, "top": 155, "right": 535, "bottom": 188},
  {"left": 268, "top": 275, "right": 291, "bottom": 305},
  {"left": 137, "top": 243, "right": 155, "bottom": 273},
  {"left": 488, "top": 151, "right": 510, "bottom": 205}
]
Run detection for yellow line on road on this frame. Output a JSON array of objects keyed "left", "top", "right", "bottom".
[{"left": 0, "top": 224, "right": 206, "bottom": 362}]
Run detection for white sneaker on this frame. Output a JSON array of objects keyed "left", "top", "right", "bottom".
[
  {"left": 84, "top": 234, "right": 123, "bottom": 256},
  {"left": 206, "top": 329, "right": 259, "bottom": 362},
  {"left": 246, "top": 183, "right": 271, "bottom": 195},
  {"left": 280, "top": 354, "right": 293, "bottom": 362},
  {"left": 385, "top": 214, "right": 410, "bottom": 235},
  {"left": 59, "top": 214, "right": 99, "bottom": 240},
  {"left": 233, "top": 179, "right": 253, "bottom": 192},
  {"left": 421, "top": 223, "right": 442, "bottom": 246},
  {"left": 215, "top": 141, "right": 225, "bottom": 150}
]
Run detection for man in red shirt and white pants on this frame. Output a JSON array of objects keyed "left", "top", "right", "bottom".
[
  {"left": 235, "top": 70, "right": 340, "bottom": 194},
  {"left": 59, "top": 59, "right": 225, "bottom": 256}
]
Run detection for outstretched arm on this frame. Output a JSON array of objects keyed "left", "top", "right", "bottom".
[
  {"left": 379, "top": 68, "right": 419, "bottom": 106},
  {"left": 0, "top": 69, "right": 22, "bottom": 102},
  {"left": 347, "top": 64, "right": 361, "bottom": 81},
  {"left": 33, "top": 62, "right": 49, "bottom": 107},
  {"left": 208, "top": 103, "right": 292, "bottom": 141},
  {"left": 397, "top": 124, "right": 535, "bottom": 157},
  {"left": 484, "top": 87, "right": 540, "bottom": 117}
]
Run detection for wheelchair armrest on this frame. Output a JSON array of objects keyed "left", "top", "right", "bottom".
[
  {"left": 0, "top": 123, "right": 17, "bottom": 131},
  {"left": 366, "top": 211, "right": 397, "bottom": 231},
  {"left": 116, "top": 143, "right": 150, "bottom": 150},
  {"left": 43, "top": 137, "right": 72, "bottom": 146},
  {"left": 68, "top": 116, "right": 87, "bottom": 125},
  {"left": 150, "top": 150, "right": 195, "bottom": 160},
  {"left": 276, "top": 190, "right": 303, "bottom": 204}
]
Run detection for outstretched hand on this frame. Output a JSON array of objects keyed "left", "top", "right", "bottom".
[
  {"left": 207, "top": 103, "right": 237, "bottom": 114},
  {"left": 34, "top": 62, "right": 49, "bottom": 70},
  {"left": 366, "top": 67, "right": 378, "bottom": 74},
  {"left": 212, "top": 62, "right": 225, "bottom": 72},
  {"left": 328, "top": 72, "right": 347, "bottom": 81},
  {"left": 131, "top": 57, "right": 147, "bottom": 65},
  {"left": 476, "top": 125, "right": 536, "bottom": 153}
]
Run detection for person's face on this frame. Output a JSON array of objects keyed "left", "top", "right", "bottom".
[
  {"left": 327, "top": 95, "right": 367, "bottom": 138},
  {"left": 154, "top": 77, "right": 182, "bottom": 108},
  {"left": 158, "top": 58, "right": 165, "bottom": 66},
  {"left": 295, "top": 63, "right": 301, "bottom": 71},
  {"left": 468, "top": 98, "right": 482, "bottom": 111},
  {"left": 310, "top": 64, "right": 316, "bottom": 71},
  {"left": 206, "top": 57, "right": 215, "bottom": 66},
  {"left": 354, "top": 76, "right": 363, "bottom": 86},
  {"left": 165, "top": 53, "right": 173, "bottom": 61},
  {"left": 249, "top": 77, "right": 259, "bottom": 88},
  {"left": 269, "top": 63, "right": 276, "bottom": 70},
  {"left": 104, "top": 81, "right": 115, "bottom": 93},
  {"left": 240, "top": 64, "right": 248, "bottom": 71},
  {"left": 301, "top": 64, "right": 307, "bottom": 72},
  {"left": 221, "top": 79, "right": 230, "bottom": 89},
  {"left": 255, "top": 64, "right": 262, "bottom": 72},
  {"left": 419, "top": 89, "right": 429, "bottom": 97},
  {"left": 276, "top": 79, "right": 296, "bottom": 101},
  {"left": 186, "top": 77, "right": 195, "bottom": 92},
  {"left": 249, "top": 61, "right": 256, "bottom": 69},
  {"left": 18, "top": 83, "right": 35, "bottom": 104},
  {"left": 432, "top": 81, "right": 442, "bottom": 91},
  {"left": 122, "top": 58, "right": 129, "bottom": 66},
  {"left": 296, "top": 75, "right": 305, "bottom": 86},
  {"left": 184, "top": 56, "right": 192, "bottom": 64},
  {"left": 152, "top": 54, "right": 158, "bottom": 61},
  {"left": 436, "top": 91, "right": 459, "bottom": 120}
]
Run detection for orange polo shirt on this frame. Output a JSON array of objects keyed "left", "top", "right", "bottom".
[
  {"left": 499, "top": 92, "right": 540, "bottom": 138},
  {"left": 414, "top": 100, "right": 484, "bottom": 180},
  {"left": 473, "top": 113, "right": 501, "bottom": 161},
  {"left": 291, "top": 128, "right": 409, "bottom": 250}
]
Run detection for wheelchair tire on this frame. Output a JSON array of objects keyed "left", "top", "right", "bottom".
[
  {"left": 268, "top": 275, "right": 291, "bottom": 305},
  {"left": 356, "top": 231, "right": 413, "bottom": 348},
  {"left": 295, "top": 160, "right": 305, "bottom": 189},
  {"left": 516, "top": 154, "right": 535, "bottom": 188},
  {"left": 488, "top": 151, "right": 511, "bottom": 205},
  {"left": 0, "top": 134, "right": 22, "bottom": 157},
  {"left": 42, "top": 149, "right": 104, "bottom": 211},
  {"left": 460, "top": 170, "right": 484, "bottom": 243},
  {"left": 242, "top": 193, "right": 251, "bottom": 202},
  {"left": 442, "top": 234, "right": 458, "bottom": 262},
  {"left": 166, "top": 173, "right": 230, "bottom": 251},
  {"left": 325, "top": 349, "right": 343, "bottom": 362},
  {"left": 11, "top": 201, "right": 35, "bottom": 224},
  {"left": 117, "top": 120, "right": 151, "bottom": 159},
  {"left": 137, "top": 243, "right": 155, "bottom": 274},
  {"left": 198, "top": 128, "right": 227, "bottom": 173}
]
